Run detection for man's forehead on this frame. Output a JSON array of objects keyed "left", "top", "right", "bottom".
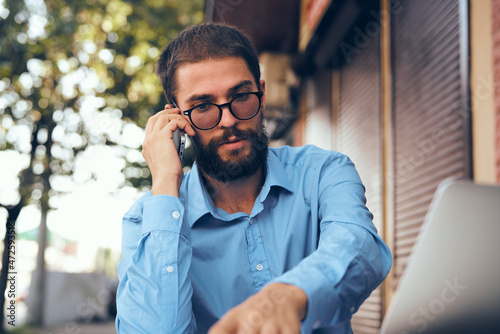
[
  {"left": 174, "top": 57, "right": 258, "bottom": 101},
  {"left": 187, "top": 79, "right": 253, "bottom": 98},
  {"left": 175, "top": 56, "right": 251, "bottom": 78}
]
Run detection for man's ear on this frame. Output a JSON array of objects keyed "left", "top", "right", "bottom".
[{"left": 259, "top": 79, "right": 266, "bottom": 106}]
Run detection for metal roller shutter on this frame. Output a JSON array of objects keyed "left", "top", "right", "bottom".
[
  {"left": 337, "top": 36, "right": 383, "bottom": 334},
  {"left": 391, "top": 0, "right": 471, "bottom": 285}
]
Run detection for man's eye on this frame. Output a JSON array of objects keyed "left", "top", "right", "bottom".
[
  {"left": 234, "top": 93, "right": 250, "bottom": 101},
  {"left": 194, "top": 103, "right": 211, "bottom": 111}
]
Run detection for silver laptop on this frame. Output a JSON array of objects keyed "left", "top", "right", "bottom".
[{"left": 380, "top": 179, "right": 500, "bottom": 334}]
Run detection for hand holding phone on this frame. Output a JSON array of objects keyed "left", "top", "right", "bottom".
[
  {"left": 143, "top": 106, "right": 193, "bottom": 196},
  {"left": 172, "top": 129, "right": 186, "bottom": 164}
]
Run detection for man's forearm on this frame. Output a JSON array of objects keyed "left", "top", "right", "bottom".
[
  {"left": 270, "top": 222, "right": 392, "bottom": 331},
  {"left": 116, "top": 194, "right": 196, "bottom": 333}
]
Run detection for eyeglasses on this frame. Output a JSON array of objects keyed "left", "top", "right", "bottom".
[{"left": 175, "top": 91, "right": 263, "bottom": 130}]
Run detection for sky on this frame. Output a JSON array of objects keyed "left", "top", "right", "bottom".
[{"left": 0, "top": 142, "right": 145, "bottom": 252}]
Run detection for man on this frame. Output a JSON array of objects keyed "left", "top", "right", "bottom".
[{"left": 116, "top": 23, "right": 392, "bottom": 333}]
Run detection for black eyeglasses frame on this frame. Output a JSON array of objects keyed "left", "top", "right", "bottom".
[{"left": 174, "top": 91, "right": 264, "bottom": 130}]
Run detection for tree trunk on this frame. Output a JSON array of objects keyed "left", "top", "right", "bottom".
[{"left": 28, "top": 201, "right": 49, "bottom": 326}]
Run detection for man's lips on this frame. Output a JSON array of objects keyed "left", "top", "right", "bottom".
[
  {"left": 222, "top": 136, "right": 243, "bottom": 144},
  {"left": 220, "top": 136, "right": 246, "bottom": 150}
]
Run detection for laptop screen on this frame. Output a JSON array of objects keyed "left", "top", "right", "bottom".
[{"left": 380, "top": 179, "right": 500, "bottom": 334}]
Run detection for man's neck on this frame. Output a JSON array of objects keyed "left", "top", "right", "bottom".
[{"left": 202, "top": 167, "right": 265, "bottom": 215}]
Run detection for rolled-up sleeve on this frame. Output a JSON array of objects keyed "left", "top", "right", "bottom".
[
  {"left": 116, "top": 194, "right": 196, "bottom": 333},
  {"left": 270, "top": 153, "right": 392, "bottom": 332}
]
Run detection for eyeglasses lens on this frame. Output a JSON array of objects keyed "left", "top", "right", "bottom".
[{"left": 191, "top": 93, "right": 260, "bottom": 130}]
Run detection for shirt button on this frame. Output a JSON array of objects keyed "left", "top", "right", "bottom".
[
  {"left": 172, "top": 211, "right": 180, "bottom": 219},
  {"left": 350, "top": 306, "right": 355, "bottom": 313},
  {"left": 249, "top": 219, "right": 254, "bottom": 225},
  {"left": 166, "top": 266, "right": 174, "bottom": 273},
  {"left": 256, "top": 264, "right": 263, "bottom": 271},
  {"left": 313, "top": 320, "right": 321, "bottom": 329}
]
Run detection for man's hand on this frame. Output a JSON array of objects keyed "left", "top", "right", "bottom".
[
  {"left": 141, "top": 104, "right": 196, "bottom": 197},
  {"left": 208, "top": 283, "right": 307, "bottom": 334}
]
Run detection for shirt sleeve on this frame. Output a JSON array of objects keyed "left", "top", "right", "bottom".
[
  {"left": 115, "top": 194, "right": 197, "bottom": 333},
  {"left": 269, "top": 153, "right": 392, "bottom": 332}
]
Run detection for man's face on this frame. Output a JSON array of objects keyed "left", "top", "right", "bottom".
[{"left": 175, "top": 57, "right": 269, "bottom": 182}]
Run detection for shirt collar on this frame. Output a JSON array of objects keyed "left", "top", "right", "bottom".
[
  {"left": 258, "top": 148, "right": 294, "bottom": 201},
  {"left": 185, "top": 162, "right": 217, "bottom": 226},
  {"left": 186, "top": 148, "right": 294, "bottom": 228}
]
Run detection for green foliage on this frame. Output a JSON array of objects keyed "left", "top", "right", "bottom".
[
  {"left": 1, "top": 2, "right": 205, "bottom": 327},
  {"left": 6, "top": 325, "right": 37, "bottom": 334},
  {"left": 0, "top": 0, "right": 204, "bottom": 204}
]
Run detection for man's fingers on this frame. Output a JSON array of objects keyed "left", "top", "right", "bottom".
[
  {"left": 146, "top": 108, "right": 196, "bottom": 136},
  {"left": 147, "top": 112, "right": 195, "bottom": 137},
  {"left": 144, "top": 109, "right": 171, "bottom": 136},
  {"left": 160, "top": 116, "right": 196, "bottom": 137},
  {"left": 259, "top": 323, "right": 280, "bottom": 334},
  {"left": 208, "top": 284, "right": 304, "bottom": 334},
  {"left": 151, "top": 113, "right": 179, "bottom": 132},
  {"left": 207, "top": 322, "right": 236, "bottom": 334}
]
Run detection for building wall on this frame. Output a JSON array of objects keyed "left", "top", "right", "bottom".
[
  {"left": 295, "top": 3, "right": 472, "bottom": 330},
  {"left": 494, "top": 0, "right": 500, "bottom": 182},
  {"left": 206, "top": 0, "right": 500, "bottom": 331},
  {"left": 470, "top": 0, "right": 497, "bottom": 184},
  {"left": 336, "top": 34, "right": 383, "bottom": 334}
]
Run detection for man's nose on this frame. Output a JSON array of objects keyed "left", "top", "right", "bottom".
[{"left": 218, "top": 105, "right": 238, "bottom": 128}]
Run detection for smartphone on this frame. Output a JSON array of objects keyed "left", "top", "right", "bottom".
[{"left": 172, "top": 129, "right": 186, "bottom": 164}]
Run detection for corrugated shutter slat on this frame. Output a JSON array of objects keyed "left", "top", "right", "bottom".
[{"left": 391, "top": 0, "right": 470, "bottom": 284}]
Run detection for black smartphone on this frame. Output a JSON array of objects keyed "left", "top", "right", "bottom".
[{"left": 172, "top": 129, "right": 186, "bottom": 164}]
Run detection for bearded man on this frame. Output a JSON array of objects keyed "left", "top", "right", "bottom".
[{"left": 116, "top": 23, "right": 392, "bottom": 334}]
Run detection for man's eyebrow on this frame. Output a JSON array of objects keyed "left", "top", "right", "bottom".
[
  {"left": 227, "top": 80, "right": 254, "bottom": 95},
  {"left": 185, "top": 93, "right": 214, "bottom": 104},
  {"left": 184, "top": 80, "right": 255, "bottom": 104}
]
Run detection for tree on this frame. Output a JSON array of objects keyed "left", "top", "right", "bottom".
[{"left": 0, "top": 0, "right": 203, "bottom": 329}]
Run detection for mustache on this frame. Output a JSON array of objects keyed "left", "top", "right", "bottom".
[{"left": 208, "top": 127, "right": 256, "bottom": 147}]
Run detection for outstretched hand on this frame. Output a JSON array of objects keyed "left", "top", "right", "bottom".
[{"left": 208, "top": 283, "right": 307, "bottom": 334}]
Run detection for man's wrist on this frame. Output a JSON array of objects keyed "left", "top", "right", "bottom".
[
  {"left": 152, "top": 174, "right": 182, "bottom": 197},
  {"left": 264, "top": 283, "right": 308, "bottom": 320},
  {"left": 284, "top": 283, "right": 308, "bottom": 320}
]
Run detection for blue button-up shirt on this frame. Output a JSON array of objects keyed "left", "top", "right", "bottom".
[{"left": 116, "top": 145, "right": 392, "bottom": 333}]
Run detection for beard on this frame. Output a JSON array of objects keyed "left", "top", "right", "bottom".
[{"left": 191, "top": 117, "right": 269, "bottom": 183}]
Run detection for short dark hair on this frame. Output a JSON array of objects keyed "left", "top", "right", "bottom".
[{"left": 156, "top": 23, "right": 261, "bottom": 104}]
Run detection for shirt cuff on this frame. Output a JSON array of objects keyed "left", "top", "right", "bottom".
[
  {"left": 142, "top": 195, "right": 185, "bottom": 235},
  {"left": 269, "top": 264, "right": 355, "bottom": 332}
]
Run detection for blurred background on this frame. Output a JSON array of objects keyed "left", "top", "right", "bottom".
[{"left": 0, "top": 0, "right": 499, "bottom": 333}]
